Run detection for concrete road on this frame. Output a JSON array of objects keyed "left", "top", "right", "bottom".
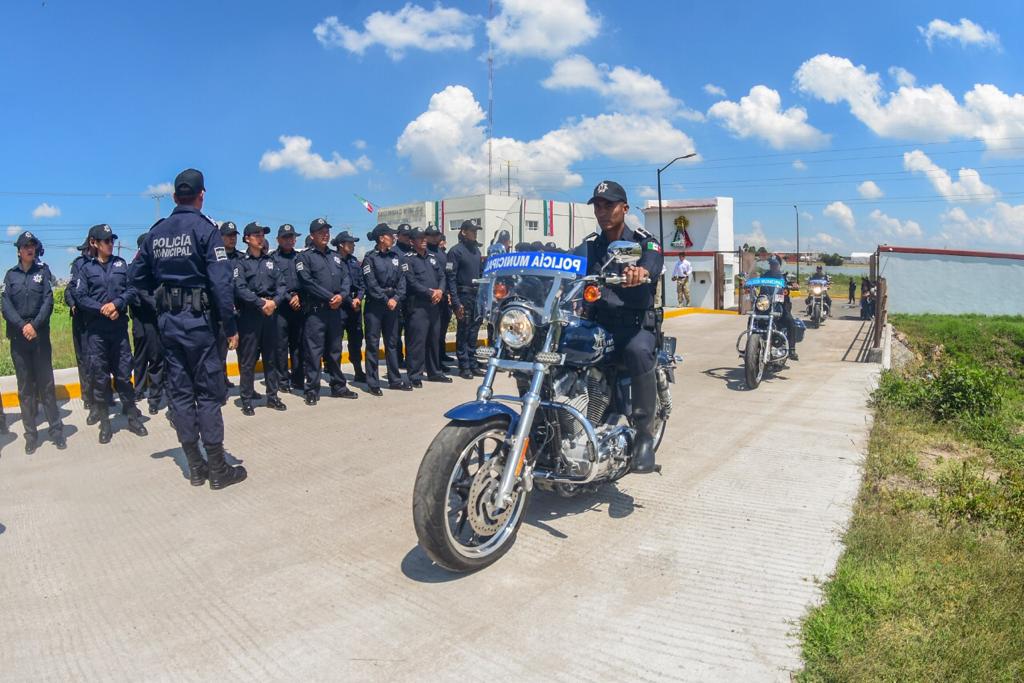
[{"left": 0, "top": 313, "right": 878, "bottom": 681}]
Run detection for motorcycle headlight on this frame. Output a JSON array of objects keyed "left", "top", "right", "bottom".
[
  {"left": 812, "top": 285, "right": 823, "bottom": 295},
  {"left": 755, "top": 294, "right": 771, "bottom": 312},
  {"left": 499, "top": 308, "right": 535, "bottom": 349}
]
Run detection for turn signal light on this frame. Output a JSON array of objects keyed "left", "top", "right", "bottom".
[
  {"left": 494, "top": 282, "right": 509, "bottom": 300},
  {"left": 583, "top": 284, "right": 601, "bottom": 303}
]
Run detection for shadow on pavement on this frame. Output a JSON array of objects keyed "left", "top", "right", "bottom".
[
  {"left": 703, "top": 366, "right": 750, "bottom": 392},
  {"left": 151, "top": 447, "right": 189, "bottom": 481},
  {"left": 0, "top": 522, "right": 5, "bottom": 535},
  {"left": 400, "top": 545, "right": 464, "bottom": 584},
  {"left": 525, "top": 485, "right": 638, "bottom": 538}
]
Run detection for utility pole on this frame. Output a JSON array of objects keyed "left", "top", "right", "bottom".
[
  {"left": 656, "top": 153, "right": 697, "bottom": 303},
  {"left": 486, "top": 0, "right": 494, "bottom": 195},
  {"left": 793, "top": 204, "right": 801, "bottom": 282},
  {"left": 507, "top": 160, "right": 512, "bottom": 196}
]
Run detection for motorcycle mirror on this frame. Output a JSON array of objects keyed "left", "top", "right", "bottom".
[{"left": 607, "top": 240, "right": 642, "bottom": 265}]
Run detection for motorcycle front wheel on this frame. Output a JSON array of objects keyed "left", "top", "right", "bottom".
[
  {"left": 413, "top": 418, "right": 529, "bottom": 573},
  {"left": 744, "top": 333, "right": 765, "bottom": 389}
]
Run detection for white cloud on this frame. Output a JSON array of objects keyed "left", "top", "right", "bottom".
[
  {"left": 939, "top": 203, "right": 1024, "bottom": 248},
  {"left": 637, "top": 186, "right": 658, "bottom": 199},
  {"left": 624, "top": 212, "right": 643, "bottom": 230},
  {"left": 353, "top": 139, "right": 367, "bottom": 150},
  {"left": 823, "top": 201, "right": 855, "bottom": 231},
  {"left": 708, "top": 85, "right": 830, "bottom": 150},
  {"left": 32, "top": 203, "right": 60, "bottom": 219},
  {"left": 902, "top": 149, "right": 998, "bottom": 202},
  {"left": 888, "top": 66, "right": 916, "bottom": 88},
  {"left": 795, "top": 54, "right": 1024, "bottom": 154},
  {"left": 354, "top": 155, "right": 373, "bottom": 171},
  {"left": 812, "top": 231, "right": 844, "bottom": 248},
  {"left": 857, "top": 180, "right": 884, "bottom": 199},
  {"left": 259, "top": 135, "right": 363, "bottom": 179},
  {"left": 313, "top": 4, "right": 475, "bottom": 60},
  {"left": 144, "top": 182, "right": 174, "bottom": 196},
  {"left": 6, "top": 225, "right": 23, "bottom": 237},
  {"left": 792, "top": 159, "right": 807, "bottom": 171},
  {"left": 736, "top": 220, "right": 772, "bottom": 248},
  {"left": 869, "top": 209, "right": 922, "bottom": 240},
  {"left": 703, "top": 83, "right": 726, "bottom": 98},
  {"left": 801, "top": 211, "right": 814, "bottom": 223},
  {"left": 918, "top": 18, "right": 1000, "bottom": 50},
  {"left": 396, "top": 85, "right": 698, "bottom": 195},
  {"left": 487, "top": 0, "right": 600, "bottom": 60}
]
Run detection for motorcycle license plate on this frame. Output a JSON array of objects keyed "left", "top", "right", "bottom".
[{"left": 774, "top": 293, "right": 785, "bottom": 303}]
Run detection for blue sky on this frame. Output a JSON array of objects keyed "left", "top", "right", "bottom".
[{"left": 3, "top": 0, "right": 1023, "bottom": 274}]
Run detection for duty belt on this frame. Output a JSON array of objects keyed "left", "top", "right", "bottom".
[
  {"left": 156, "top": 286, "right": 209, "bottom": 314},
  {"left": 457, "top": 285, "right": 478, "bottom": 294},
  {"left": 596, "top": 307, "right": 657, "bottom": 329}
]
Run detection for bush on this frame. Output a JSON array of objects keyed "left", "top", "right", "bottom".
[
  {"left": 930, "top": 363, "right": 1000, "bottom": 421},
  {"left": 874, "top": 370, "right": 930, "bottom": 411}
]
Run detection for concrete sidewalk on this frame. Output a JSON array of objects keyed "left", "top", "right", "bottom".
[{"left": 0, "top": 314, "right": 876, "bottom": 681}]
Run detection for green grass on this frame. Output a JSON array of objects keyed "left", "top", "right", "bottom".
[
  {"left": 0, "top": 286, "right": 77, "bottom": 375},
  {"left": 799, "top": 314, "right": 1024, "bottom": 682}
]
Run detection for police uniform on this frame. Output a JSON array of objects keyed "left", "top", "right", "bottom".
[
  {"left": 426, "top": 226, "right": 454, "bottom": 369},
  {"left": 217, "top": 222, "right": 241, "bottom": 390},
  {"left": 296, "top": 218, "right": 357, "bottom": 404},
  {"left": 75, "top": 224, "right": 147, "bottom": 443},
  {"left": 394, "top": 224, "right": 414, "bottom": 365},
  {"left": 362, "top": 223, "right": 410, "bottom": 394},
  {"left": 1, "top": 231, "right": 66, "bottom": 453},
  {"left": 234, "top": 223, "right": 288, "bottom": 414},
  {"left": 576, "top": 180, "right": 663, "bottom": 473},
  {"left": 403, "top": 229, "right": 452, "bottom": 386},
  {"left": 64, "top": 239, "right": 93, "bottom": 409},
  {"left": 331, "top": 231, "right": 367, "bottom": 383},
  {"left": 132, "top": 168, "right": 246, "bottom": 489},
  {"left": 447, "top": 220, "right": 485, "bottom": 378},
  {"left": 271, "top": 224, "right": 304, "bottom": 391},
  {"left": 129, "top": 230, "right": 164, "bottom": 415}
]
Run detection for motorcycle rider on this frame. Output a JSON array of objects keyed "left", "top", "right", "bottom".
[
  {"left": 575, "top": 180, "right": 664, "bottom": 474},
  {"left": 804, "top": 264, "right": 832, "bottom": 315},
  {"left": 765, "top": 256, "right": 799, "bottom": 361}
]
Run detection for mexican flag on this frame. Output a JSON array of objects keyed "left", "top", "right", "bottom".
[{"left": 354, "top": 194, "right": 375, "bottom": 213}]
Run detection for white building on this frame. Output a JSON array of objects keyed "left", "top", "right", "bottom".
[
  {"left": 641, "top": 197, "right": 737, "bottom": 309},
  {"left": 376, "top": 195, "right": 598, "bottom": 252}
]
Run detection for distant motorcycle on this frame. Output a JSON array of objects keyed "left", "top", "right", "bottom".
[
  {"left": 736, "top": 277, "right": 804, "bottom": 389},
  {"left": 805, "top": 277, "right": 830, "bottom": 328}
]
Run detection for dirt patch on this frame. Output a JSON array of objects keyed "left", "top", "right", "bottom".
[{"left": 919, "top": 444, "right": 1001, "bottom": 484}]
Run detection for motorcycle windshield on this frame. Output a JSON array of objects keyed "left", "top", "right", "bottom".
[{"left": 479, "top": 251, "right": 588, "bottom": 323}]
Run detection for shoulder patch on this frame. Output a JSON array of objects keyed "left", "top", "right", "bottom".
[
  {"left": 647, "top": 241, "right": 661, "bottom": 253},
  {"left": 200, "top": 212, "right": 217, "bottom": 226},
  {"left": 265, "top": 261, "right": 274, "bottom": 269},
  {"left": 391, "top": 258, "right": 399, "bottom": 266},
  {"left": 633, "top": 226, "right": 653, "bottom": 240},
  {"left": 333, "top": 255, "right": 341, "bottom": 264},
  {"left": 445, "top": 262, "right": 454, "bottom": 272},
  {"left": 400, "top": 263, "right": 409, "bottom": 272},
  {"left": 113, "top": 259, "right": 125, "bottom": 268},
  {"left": 214, "top": 247, "right": 227, "bottom": 261},
  {"left": 295, "top": 261, "right": 304, "bottom": 271},
  {"left": 362, "top": 265, "right": 371, "bottom": 274}
]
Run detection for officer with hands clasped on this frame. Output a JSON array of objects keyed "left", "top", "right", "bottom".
[
  {"left": 296, "top": 218, "right": 358, "bottom": 405},
  {"left": 217, "top": 221, "right": 241, "bottom": 389},
  {"left": 132, "top": 168, "right": 247, "bottom": 489},
  {"left": 65, "top": 236, "right": 95, "bottom": 413},
  {"left": 75, "top": 223, "right": 148, "bottom": 443},
  {"left": 446, "top": 219, "right": 485, "bottom": 379},
  {"left": 425, "top": 225, "right": 455, "bottom": 371},
  {"left": 576, "top": 180, "right": 664, "bottom": 474},
  {"left": 362, "top": 223, "right": 411, "bottom": 396},
  {"left": 403, "top": 228, "right": 452, "bottom": 387},
  {"left": 233, "top": 222, "right": 288, "bottom": 416},
  {"left": 1, "top": 231, "right": 66, "bottom": 453},
  {"left": 130, "top": 230, "right": 165, "bottom": 415},
  {"left": 271, "top": 223, "right": 304, "bottom": 392},
  {"left": 332, "top": 230, "right": 367, "bottom": 384}
]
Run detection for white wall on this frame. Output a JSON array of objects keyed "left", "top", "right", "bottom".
[{"left": 880, "top": 250, "right": 1024, "bottom": 315}]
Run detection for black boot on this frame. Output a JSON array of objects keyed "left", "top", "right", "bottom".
[
  {"left": 789, "top": 348, "right": 800, "bottom": 361},
  {"left": 630, "top": 369, "right": 660, "bottom": 475},
  {"left": 206, "top": 442, "right": 247, "bottom": 490},
  {"left": 182, "top": 441, "right": 208, "bottom": 486},
  {"left": 86, "top": 404, "right": 102, "bottom": 426},
  {"left": 0, "top": 413, "right": 7, "bottom": 435},
  {"left": 98, "top": 417, "right": 112, "bottom": 444}
]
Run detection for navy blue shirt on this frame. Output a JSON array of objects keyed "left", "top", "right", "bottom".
[
  {"left": 131, "top": 205, "right": 238, "bottom": 336},
  {"left": 403, "top": 249, "right": 446, "bottom": 305},
  {"left": 271, "top": 248, "right": 301, "bottom": 297},
  {"left": 296, "top": 246, "right": 350, "bottom": 305},
  {"left": 362, "top": 249, "right": 407, "bottom": 304},
  {"left": 429, "top": 245, "right": 456, "bottom": 300},
  {"left": 233, "top": 250, "right": 286, "bottom": 313},
  {"left": 577, "top": 226, "right": 664, "bottom": 311},
  {"left": 64, "top": 253, "right": 88, "bottom": 310},
  {"left": 340, "top": 252, "right": 365, "bottom": 301},
  {"left": 2, "top": 261, "right": 54, "bottom": 339},
  {"left": 129, "top": 253, "right": 159, "bottom": 323},
  {"left": 446, "top": 237, "right": 483, "bottom": 307},
  {"left": 74, "top": 255, "right": 136, "bottom": 330}
]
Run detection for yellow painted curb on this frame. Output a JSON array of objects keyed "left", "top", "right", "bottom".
[{"left": 665, "top": 307, "right": 739, "bottom": 318}]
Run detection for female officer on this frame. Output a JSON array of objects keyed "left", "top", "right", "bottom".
[
  {"left": 362, "top": 223, "right": 411, "bottom": 395},
  {"left": 1, "top": 231, "right": 66, "bottom": 453}
]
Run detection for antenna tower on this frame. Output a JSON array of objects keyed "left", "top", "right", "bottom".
[{"left": 487, "top": 0, "right": 494, "bottom": 194}]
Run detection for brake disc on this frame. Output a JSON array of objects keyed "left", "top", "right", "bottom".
[{"left": 466, "top": 462, "right": 518, "bottom": 536}]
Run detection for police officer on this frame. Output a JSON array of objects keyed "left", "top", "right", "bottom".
[
  {"left": 447, "top": 219, "right": 485, "bottom": 380},
  {"left": 362, "top": 223, "right": 411, "bottom": 396},
  {"left": 403, "top": 228, "right": 452, "bottom": 387},
  {"left": 331, "top": 230, "right": 367, "bottom": 384},
  {"left": 766, "top": 256, "right": 800, "bottom": 361},
  {"left": 296, "top": 218, "right": 358, "bottom": 405},
  {"left": 394, "top": 224, "right": 414, "bottom": 367},
  {"left": 65, "top": 236, "right": 95, "bottom": 414},
  {"left": 1, "top": 231, "right": 66, "bottom": 453},
  {"left": 576, "top": 180, "right": 663, "bottom": 474},
  {"left": 487, "top": 229, "right": 511, "bottom": 257},
  {"left": 132, "top": 168, "right": 246, "bottom": 489},
  {"left": 232, "top": 222, "right": 288, "bottom": 415},
  {"left": 130, "top": 230, "right": 164, "bottom": 415},
  {"left": 217, "top": 221, "right": 241, "bottom": 389},
  {"left": 271, "top": 224, "right": 304, "bottom": 392},
  {"left": 426, "top": 226, "right": 455, "bottom": 370}
]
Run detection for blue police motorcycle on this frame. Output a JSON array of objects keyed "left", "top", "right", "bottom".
[
  {"left": 413, "top": 243, "right": 678, "bottom": 572},
  {"left": 737, "top": 276, "right": 803, "bottom": 389}
]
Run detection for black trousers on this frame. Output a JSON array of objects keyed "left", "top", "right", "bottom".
[
  {"left": 455, "top": 294, "right": 483, "bottom": 370},
  {"left": 303, "top": 306, "right": 347, "bottom": 394},
  {"left": 132, "top": 317, "right": 164, "bottom": 406},
  {"left": 159, "top": 310, "right": 226, "bottom": 446},
  {"left": 85, "top": 323, "right": 138, "bottom": 414},
  {"left": 9, "top": 332, "right": 62, "bottom": 437},
  {"left": 406, "top": 301, "right": 442, "bottom": 381},
  {"left": 397, "top": 307, "right": 406, "bottom": 363},
  {"left": 438, "top": 299, "right": 452, "bottom": 364},
  {"left": 363, "top": 300, "right": 403, "bottom": 389},
  {"left": 276, "top": 305, "right": 304, "bottom": 387},
  {"left": 71, "top": 313, "right": 91, "bottom": 405},
  {"left": 238, "top": 309, "right": 279, "bottom": 401},
  {"left": 343, "top": 302, "right": 364, "bottom": 377}
]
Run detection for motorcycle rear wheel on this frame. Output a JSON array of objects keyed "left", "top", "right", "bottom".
[
  {"left": 413, "top": 418, "right": 529, "bottom": 573},
  {"left": 744, "top": 333, "right": 765, "bottom": 389}
]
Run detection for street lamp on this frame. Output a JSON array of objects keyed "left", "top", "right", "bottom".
[
  {"left": 657, "top": 153, "right": 697, "bottom": 304},
  {"left": 793, "top": 204, "right": 801, "bottom": 283}
]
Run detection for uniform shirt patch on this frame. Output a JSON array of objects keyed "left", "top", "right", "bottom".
[
  {"left": 113, "top": 260, "right": 125, "bottom": 268},
  {"left": 333, "top": 256, "right": 341, "bottom": 264},
  {"left": 233, "top": 267, "right": 239, "bottom": 278},
  {"left": 265, "top": 261, "right": 274, "bottom": 269},
  {"left": 429, "top": 257, "right": 436, "bottom": 265},
  {"left": 33, "top": 273, "right": 43, "bottom": 283},
  {"left": 214, "top": 247, "right": 227, "bottom": 261},
  {"left": 295, "top": 261, "right": 304, "bottom": 271},
  {"left": 400, "top": 263, "right": 409, "bottom": 272},
  {"left": 391, "top": 258, "right": 399, "bottom": 266},
  {"left": 647, "top": 241, "right": 661, "bottom": 253},
  {"left": 445, "top": 263, "right": 454, "bottom": 271},
  {"left": 362, "top": 265, "right": 371, "bottom": 274}
]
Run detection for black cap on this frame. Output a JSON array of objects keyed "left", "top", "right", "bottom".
[
  {"left": 331, "top": 230, "right": 360, "bottom": 246},
  {"left": 136, "top": 232, "right": 148, "bottom": 248},
  {"left": 244, "top": 222, "right": 270, "bottom": 237},
  {"left": 459, "top": 219, "right": 482, "bottom": 231},
  {"left": 424, "top": 225, "right": 442, "bottom": 237},
  {"left": 544, "top": 241, "right": 557, "bottom": 250},
  {"left": 370, "top": 222, "right": 396, "bottom": 240},
  {"left": 514, "top": 241, "right": 531, "bottom": 251},
  {"left": 586, "top": 180, "right": 628, "bottom": 205},
  {"left": 220, "top": 221, "right": 238, "bottom": 236},
  {"left": 174, "top": 168, "right": 205, "bottom": 198},
  {"left": 309, "top": 217, "right": 331, "bottom": 233},
  {"left": 396, "top": 223, "right": 412, "bottom": 235},
  {"left": 497, "top": 229, "right": 511, "bottom": 242},
  {"left": 407, "top": 228, "right": 426, "bottom": 240},
  {"left": 277, "top": 223, "right": 299, "bottom": 238},
  {"left": 14, "top": 231, "right": 40, "bottom": 248},
  {"left": 88, "top": 223, "right": 118, "bottom": 241}
]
